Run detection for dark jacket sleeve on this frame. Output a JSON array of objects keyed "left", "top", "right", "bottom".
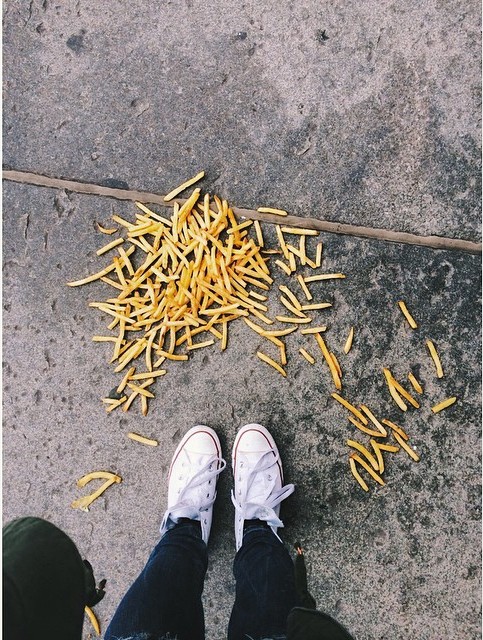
[{"left": 3, "top": 517, "right": 90, "bottom": 640}]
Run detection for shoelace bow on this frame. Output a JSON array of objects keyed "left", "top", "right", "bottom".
[
  {"left": 231, "top": 450, "right": 295, "bottom": 528},
  {"left": 163, "top": 455, "right": 227, "bottom": 523}
]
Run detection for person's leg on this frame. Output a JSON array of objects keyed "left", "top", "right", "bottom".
[
  {"left": 105, "top": 520, "right": 207, "bottom": 640},
  {"left": 228, "top": 521, "right": 298, "bottom": 640},
  {"left": 105, "top": 425, "right": 226, "bottom": 640},
  {"left": 228, "top": 424, "right": 298, "bottom": 640}
]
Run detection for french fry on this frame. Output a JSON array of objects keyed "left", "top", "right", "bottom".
[
  {"left": 344, "top": 327, "right": 354, "bottom": 354},
  {"left": 257, "top": 207, "right": 288, "bottom": 216},
  {"left": 408, "top": 372, "right": 423, "bottom": 394},
  {"left": 304, "top": 273, "right": 346, "bottom": 283},
  {"left": 315, "top": 334, "right": 341, "bottom": 390},
  {"left": 76, "top": 471, "right": 122, "bottom": 488},
  {"left": 296, "top": 274, "right": 313, "bottom": 301},
  {"left": 279, "top": 285, "right": 302, "bottom": 310},
  {"left": 359, "top": 406, "right": 387, "bottom": 436},
  {"left": 71, "top": 477, "right": 120, "bottom": 512},
  {"left": 347, "top": 414, "right": 385, "bottom": 438},
  {"left": 280, "top": 227, "right": 318, "bottom": 236},
  {"left": 349, "top": 457, "right": 369, "bottom": 492},
  {"left": 431, "top": 397, "right": 457, "bottom": 413},
  {"left": 257, "top": 351, "right": 287, "bottom": 377},
  {"left": 382, "top": 369, "right": 408, "bottom": 411},
  {"left": 85, "top": 606, "right": 101, "bottom": 636},
  {"left": 96, "top": 237, "right": 124, "bottom": 256},
  {"left": 381, "top": 419, "right": 409, "bottom": 440},
  {"left": 280, "top": 296, "right": 306, "bottom": 318},
  {"left": 299, "top": 348, "right": 315, "bottom": 364},
  {"left": 398, "top": 301, "right": 418, "bottom": 329},
  {"left": 128, "top": 432, "right": 158, "bottom": 446},
  {"left": 426, "top": 340, "right": 444, "bottom": 378},
  {"left": 275, "top": 260, "right": 292, "bottom": 275},
  {"left": 347, "top": 439, "right": 379, "bottom": 471},
  {"left": 383, "top": 369, "right": 420, "bottom": 408},
  {"left": 331, "top": 393, "right": 368, "bottom": 424},
  {"left": 370, "top": 440, "right": 399, "bottom": 473},
  {"left": 350, "top": 453, "right": 385, "bottom": 486},
  {"left": 300, "top": 326, "right": 327, "bottom": 334},
  {"left": 96, "top": 222, "right": 118, "bottom": 235},
  {"left": 330, "top": 352, "right": 342, "bottom": 379},
  {"left": 276, "top": 315, "right": 312, "bottom": 324},
  {"left": 393, "top": 431, "right": 420, "bottom": 461},
  {"left": 164, "top": 172, "right": 205, "bottom": 201}
]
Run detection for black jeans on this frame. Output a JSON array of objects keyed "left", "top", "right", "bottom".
[{"left": 104, "top": 521, "right": 298, "bottom": 640}]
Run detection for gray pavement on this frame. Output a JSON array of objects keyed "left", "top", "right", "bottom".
[{"left": 2, "top": 1, "right": 482, "bottom": 639}]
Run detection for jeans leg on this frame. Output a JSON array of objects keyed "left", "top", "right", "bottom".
[
  {"left": 227, "top": 522, "right": 298, "bottom": 640},
  {"left": 105, "top": 521, "right": 207, "bottom": 640}
]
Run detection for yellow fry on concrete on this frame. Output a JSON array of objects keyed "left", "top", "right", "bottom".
[
  {"left": 276, "top": 315, "right": 312, "bottom": 324},
  {"left": 187, "top": 339, "right": 215, "bottom": 350},
  {"left": 96, "top": 237, "right": 124, "bottom": 256},
  {"left": 300, "top": 302, "right": 332, "bottom": 311},
  {"left": 280, "top": 227, "right": 319, "bottom": 236},
  {"left": 381, "top": 419, "right": 409, "bottom": 440},
  {"left": 315, "top": 242, "right": 323, "bottom": 267},
  {"left": 347, "top": 439, "right": 379, "bottom": 471},
  {"left": 330, "top": 352, "right": 342, "bottom": 379},
  {"left": 76, "top": 471, "right": 122, "bottom": 488},
  {"left": 127, "top": 382, "right": 155, "bottom": 398},
  {"left": 426, "top": 340, "right": 444, "bottom": 378},
  {"left": 164, "top": 171, "right": 205, "bottom": 201},
  {"left": 359, "top": 406, "right": 388, "bottom": 436},
  {"left": 130, "top": 370, "right": 167, "bottom": 380},
  {"left": 408, "top": 372, "right": 423, "bottom": 394},
  {"left": 315, "top": 333, "right": 341, "bottom": 390},
  {"left": 347, "top": 415, "right": 384, "bottom": 438},
  {"left": 279, "top": 285, "right": 302, "bottom": 310},
  {"left": 128, "top": 432, "right": 158, "bottom": 446},
  {"left": 344, "top": 327, "right": 354, "bottom": 354},
  {"left": 71, "top": 478, "right": 118, "bottom": 512},
  {"left": 85, "top": 606, "right": 101, "bottom": 636},
  {"left": 300, "top": 326, "right": 327, "bottom": 334},
  {"left": 299, "top": 348, "right": 315, "bottom": 364},
  {"left": 382, "top": 369, "right": 408, "bottom": 411},
  {"left": 398, "top": 300, "right": 418, "bottom": 329},
  {"left": 275, "top": 260, "right": 292, "bottom": 276},
  {"left": 279, "top": 342, "right": 287, "bottom": 366},
  {"left": 141, "top": 394, "right": 149, "bottom": 416},
  {"left": 349, "top": 457, "right": 369, "bottom": 492},
  {"left": 280, "top": 296, "right": 306, "bottom": 318},
  {"left": 297, "top": 274, "right": 313, "bottom": 301},
  {"left": 431, "top": 396, "right": 457, "bottom": 413},
  {"left": 257, "top": 206, "right": 288, "bottom": 216},
  {"left": 106, "top": 397, "right": 127, "bottom": 412},
  {"left": 350, "top": 453, "right": 385, "bottom": 486},
  {"left": 393, "top": 431, "right": 420, "bottom": 461},
  {"left": 96, "top": 222, "right": 118, "bottom": 235},
  {"left": 254, "top": 220, "right": 264, "bottom": 247},
  {"left": 257, "top": 351, "right": 287, "bottom": 377},
  {"left": 331, "top": 392, "right": 368, "bottom": 424},
  {"left": 304, "top": 273, "right": 346, "bottom": 283},
  {"left": 384, "top": 369, "right": 420, "bottom": 408}
]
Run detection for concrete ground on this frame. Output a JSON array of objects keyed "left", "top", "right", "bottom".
[{"left": 3, "top": 1, "right": 481, "bottom": 639}]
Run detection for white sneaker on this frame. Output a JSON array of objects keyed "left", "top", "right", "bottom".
[
  {"left": 159, "top": 426, "right": 226, "bottom": 544},
  {"left": 231, "top": 424, "right": 295, "bottom": 551}
]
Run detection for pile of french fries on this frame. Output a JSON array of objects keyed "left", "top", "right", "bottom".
[{"left": 68, "top": 171, "right": 459, "bottom": 509}]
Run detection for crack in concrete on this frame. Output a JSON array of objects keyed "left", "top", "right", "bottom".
[{"left": 3, "top": 169, "right": 481, "bottom": 255}]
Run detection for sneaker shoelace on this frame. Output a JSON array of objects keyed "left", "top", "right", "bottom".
[
  {"left": 231, "top": 450, "right": 295, "bottom": 530},
  {"left": 161, "top": 455, "right": 226, "bottom": 528}
]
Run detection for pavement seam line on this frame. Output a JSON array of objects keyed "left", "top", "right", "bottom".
[{"left": 3, "top": 169, "right": 481, "bottom": 255}]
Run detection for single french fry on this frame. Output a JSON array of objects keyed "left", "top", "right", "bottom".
[
  {"left": 279, "top": 285, "right": 302, "bottom": 310},
  {"left": 276, "top": 315, "right": 312, "bottom": 324},
  {"left": 384, "top": 369, "right": 420, "bottom": 408},
  {"left": 257, "top": 351, "right": 287, "bottom": 377},
  {"left": 96, "top": 222, "right": 118, "bottom": 235},
  {"left": 398, "top": 301, "right": 418, "bottom": 329},
  {"left": 331, "top": 393, "right": 368, "bottom": 424},
  {"left": 117, "top": 366, "right": 136, "bottom": 393},
  {"left": 383, "top": 369, "right": 408, "bottom": 411},
  {"left": 426, "top": 340, "right": 444, "bottom": 378},
  {"left": 76, "top": 471, "right": 122, "bottom": 488},
  {"left": 275, "top": 260, "right": 292, "bottom": 275},
  {"left": 408, "top": 372, "right": 423, "bottom": 394},
  {"left": 349, "top": 457, "right": 369, "bottom": 492},
  {"left": 297, "top": 274, "right": 313, "bottom": 301},
  {"left": 344, "top": 327, "right": 354, "bottom": 354},
  {"left": 315, "top": 334, "right": 341, "bottom": 390},
  {"left": 359, "top": 406, "right": 388, "bottom": 436},
  {"left": 85, "top": 606, "right": 101, "bottom": 636},
  {"left": 96, "top": 237, "right": 124, "bottom": 256},
  {"left": 300, "top": 326, "right": 327, "bottom": 334},
  {"left": 350, "top": 453, "right": 385, "bottom": 486},
  {"left": 299, "top": 348, "right": 315, "bottom": 364},
  {"left": 431, "top": 397, "right": 457, "bottom": 413},
  {"left": 280, "top": 227, "right": 318, "bottom": 236},
  {"left": 381, "top": 419, "right": 409, "bottom": 440},
  {"left": 330, "top": 352, "right": 342, "bottom": 379},
  {"left": 304, "top": 273, "right": 346, "bottom": 283},
  {"left": 128, "top": 432, "right": 158, "bottom": 446},
  {"left": 393, "top": 431, "right": 420, "bottom": 461},
  {"left": 347, "top": 439, "right": 379, "bottom": 471},
  {"left": 164, "top": 172, "right": 205, "bottom": 201},
  {"left": 347, "top": 415, "right": 385, "bottom": 438},
  {"left": 280, "top": 296, "right": 306, "bottom": 318},
  {"left": 257, "top": 206, "right": 288, "bottom": 216},
  {"left": 254, "top": 220, "right": 264, "bottom": 247},
  {"left": 71, "top": 478, "right": 119, "bottom": 512}
]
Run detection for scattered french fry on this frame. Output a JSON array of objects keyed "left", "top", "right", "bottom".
[
  {"left": 96, "top": 222, "right": 118, "bottom": 235},
  {"left": 257, "top": 207, "right": 288, "bottom": 216},
  {"left": 304, "top": 273, "right": 346, "bottom": 283},
  {"left": 96, "top": 237, "right": 124, "bottom": 256},
  {"left": 349, "top": 457, "right": 369, "bottom": 492},
  {"left": 331, "top": 393, "right": 368, "bottom": 424},
  {"left": 128, "top": 432, "right": 158, "bottom": 446},
  {"left": 383, "top": 369, "right": 420, "bottom": 408},
  {"left": 344, "top": 327, "right": 354, "bottom": 354},
  {"left": 315, "top": 334, "right": 341, "bottom": 390},
  {"left": 280, "top": 227, "right": 318, "bottom": 236},
  {"left": 71, "top": 477, "right": 120, "bottom": 512},
  {"left": 431, "top": 397, "right": 457, "bottom": 413},
  {"left": 347, "top": 415, "right": 384, "bottom": 438},
  {"left": 393, "top": 431, "right": 420, "bottom": 461},
  {"left": 426, "top": 340, "right": 444, "bottom": 378},
  {"left": 398, "top": 301, "right": 418, "bottom": 329},
  {"left": 85, "top": 606, "right": 101, "bottom": 636},
  {"left": 359, "top": 406, "right": 387, "bottom": 436},
  {"left": 350, "top": 453, "right": 385, "bottom": 486},
  {"left": 299, "top": 348, "right": 315, "bottom": 364},
  {"left": 347, "top": 439, "right": 379, "bottom": 471},
  {"left": 164, "top": 171, "right": 205, "bottom": 201},
  {"left": 257, "top": 351, "right": 287, "bottom": 377},
  {"left": 296, "top": 274, "right": 313, "bottom": 301},
  {"left": 408, "top": 372, "right": 423, "bottom": 394},
  {"left": 381, "top": 419, "right": 409, "bottom": 440}
]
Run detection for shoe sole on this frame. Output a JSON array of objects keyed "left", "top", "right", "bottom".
[
  {"left": 168, "top": 425, "right": 222, "bottom": 481},
  {"left": 232, "top": 423, "right": 283, "bottom": 482}
]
